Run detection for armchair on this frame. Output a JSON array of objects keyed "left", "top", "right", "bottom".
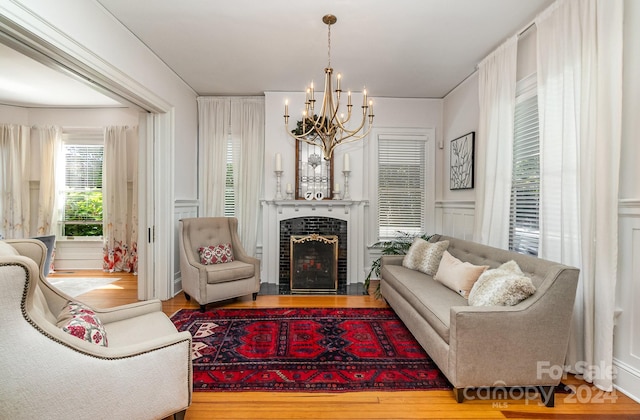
[
  {"left": 178, "top": 217, "right": 260, "bottom": 311},
  {"left": 0, "top": 239, "right": 192, "bottom": 420}
]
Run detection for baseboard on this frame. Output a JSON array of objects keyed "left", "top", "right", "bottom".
[{"left": 613, "top": 358, "right": 640, "bottom": 403}]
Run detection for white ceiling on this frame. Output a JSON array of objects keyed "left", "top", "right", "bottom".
[
  {"left": 0, "top": 43, "right": 122, "bottom": 108},
  {"left": 0, "top": 0, "right": 553, "bottom": 107}
]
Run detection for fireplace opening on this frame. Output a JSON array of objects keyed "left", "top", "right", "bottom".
[{"left": 290, "top": 234, "right": 338, "bottom": 293}]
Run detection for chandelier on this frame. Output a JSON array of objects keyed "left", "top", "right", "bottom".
[{"left": 284, "top": 14, "right": 374, "bottom": 161}]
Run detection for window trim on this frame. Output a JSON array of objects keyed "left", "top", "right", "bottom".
[
  {"left": 366, "top": 127, "right": 435, "bottom": 245},
  {"left": 59, "top": 129, "right": 104, "bottom": 238}
]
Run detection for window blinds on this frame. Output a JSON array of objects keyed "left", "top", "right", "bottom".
[
  {"left": 378, "top": 137, "right": 426, "bottom": 238},
  {"left": 509, "top": 76, "right": 540, "bottom": 256},
  {"left": 63, "top": 144, "right": 103, "bottom": 226}
]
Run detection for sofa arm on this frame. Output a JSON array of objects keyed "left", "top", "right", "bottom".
[
  {"left": 448, "top": 266, "right": 579, "bottom": 388},
  {"left": 380, "top": 255, "right": 404, "bottom": 267}
]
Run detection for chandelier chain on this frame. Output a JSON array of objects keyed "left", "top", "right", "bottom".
[{"left": 327, "top": 21, "right": 331, "bottom": 68}]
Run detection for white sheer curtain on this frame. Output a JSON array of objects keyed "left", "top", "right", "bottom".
[
  {"left": 33, "top": 126, "right": 62, "bottom": 235},
  {"left": 473, "top": 36, "right": 518, "bottom": 249},
  {"left": 0, "top": 124, "right": 31, "bottom": 238},
  {"left": 198, "top": 96, "right": 264, "bottom": 254},
  {"left": 536, "top": 0, "right": 623, "bottom": 391},
  {"left": 103, "top": 126, "right": 139, "bottom": 273},
  {"left": 198, "top": 97, "right": 229, "bottom": 217},
  {"left": 231, "top": 98, "right": 264, "bottom": 255}
]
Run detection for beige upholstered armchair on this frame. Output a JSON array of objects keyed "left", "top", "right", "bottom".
[
  {"left": 178, "top": 217, "right": 260, "bottom": 311},
  {"left": 0, "top": 239, "right": 192, "bottom": 420}
]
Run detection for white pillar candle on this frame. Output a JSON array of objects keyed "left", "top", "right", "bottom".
[
  {"left": 343, "top": 153, "right": 350, "bottom": 171},
  {"left": 286, "top": 183, "right": 293, "bottom": 193},
  {"left": 334, "top": 183, "right": 340, "bottom": 192},
  {"left": 275, "top": 153, "right": 282, "bottom": 171}
]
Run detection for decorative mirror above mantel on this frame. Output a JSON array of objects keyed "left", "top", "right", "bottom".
[{"left": 295, "top": 140, "right": 334, "bottom": 200}]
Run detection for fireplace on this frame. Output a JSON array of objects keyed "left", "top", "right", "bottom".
[
  {"left": 279, "top": 216, "right": 347, "bottom": 294},
  {"left": 290, "top": 234, "right": 338, "bottom": 292}
]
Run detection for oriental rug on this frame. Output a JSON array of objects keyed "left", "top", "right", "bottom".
[{"left": 170, "top": 307, "right": 452, "bottom": 392}]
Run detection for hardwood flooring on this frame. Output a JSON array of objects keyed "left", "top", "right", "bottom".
[{"left": 53, "top": 271, "right": 640, "bottom": 420}]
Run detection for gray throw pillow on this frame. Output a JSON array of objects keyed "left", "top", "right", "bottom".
[{"left": 402, "top": 238, "right": 449, "bottom": 276}]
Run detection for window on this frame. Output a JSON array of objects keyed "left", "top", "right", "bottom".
[
  {"left": 509, "top": 74, "right": 539, "bottom": 255},
  {"left": 61, "top": 133, "right": 103, "bottom": 237},
  {"left": 224, "top": 133, "right": 235, "bottom": 217},
  {"left": 378, "top": 135, "right": 427, "bottom": 239}
]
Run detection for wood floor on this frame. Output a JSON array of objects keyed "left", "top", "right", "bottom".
[{"left": 54, "top": 271, "right": 640, "bottom": 420}]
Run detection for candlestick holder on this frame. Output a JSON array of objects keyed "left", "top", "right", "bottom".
[
  {"left": 275, "top": 170, "right": 284, "bottom": 200},
  {"left": 342, "top": 170, "right": 351, "bottom": 200}
]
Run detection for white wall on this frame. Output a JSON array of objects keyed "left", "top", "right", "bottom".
[{"left": 613, "top": 0, "right": 640, "bottom": 403}]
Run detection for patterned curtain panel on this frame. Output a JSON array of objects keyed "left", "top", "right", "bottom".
[
  {"left": 34, "top": 126, "right": 62, "bottom": 236},
  {"left": 102, "top": 126, "right": 139, "bottom": 273},
  {"left": 0, "top": 124, "right": 31, "bottom": 239}
]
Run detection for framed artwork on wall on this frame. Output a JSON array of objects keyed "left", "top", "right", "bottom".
[{"left": 450, "top": 132, "right": 475, "bottom": 190}]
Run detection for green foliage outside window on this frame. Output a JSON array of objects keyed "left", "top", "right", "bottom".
[{"left": 63, "top": 191, "right": 103, "bottom": 237}]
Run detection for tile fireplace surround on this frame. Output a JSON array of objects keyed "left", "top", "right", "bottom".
[{"left": 261, "top": 200, "right": 368, "bottom": 294}]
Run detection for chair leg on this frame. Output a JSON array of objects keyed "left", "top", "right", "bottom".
[
  {"left": 184, "top": 292, "right": 191, "bottom": 301},
  {"left": 252, "top": 292, "right": 258, "bottom": 301},
  {"left": 174, "top": 409, "right": 187, "bottom": 420},
  {"left": 199, "top": 304, "right": 206, "bottom": 312}
]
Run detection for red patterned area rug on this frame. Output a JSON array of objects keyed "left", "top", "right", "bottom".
[{"left": 170, "top": 307, "right": 452, "bottom": 392}]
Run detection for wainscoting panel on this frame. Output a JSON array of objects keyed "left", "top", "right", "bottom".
[
  {"left": 53, "top": 239, "right": 103, "bottom": 271},
  {"left": 614, "top": 199, "right": 640, "bottom": 402},
  {"left": 435, "top": 201, "right": 475, "bottom": 240},
  {"left": 173, "top": 201, "right": 199, "bottom": 296}
]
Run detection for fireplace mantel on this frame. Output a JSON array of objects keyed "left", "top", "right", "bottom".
[
  {"left": 260, "top": 199, "right": 369, "bottom": 288},
  {"left": 263, "top": 199, "right": 368, "bottom": 215}
]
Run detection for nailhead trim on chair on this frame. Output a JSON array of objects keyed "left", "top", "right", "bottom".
[{"left": 3, "top": 261, "right": 192, "bottom": 362}]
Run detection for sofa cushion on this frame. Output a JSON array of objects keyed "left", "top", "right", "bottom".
[
  {"left": 57, "top": 301, "right": 108, "bottom": 346},
  {"left": 206, "top": 260, "right": 255, "bottom": 284},
  {"left": 468, "top": 260, "right": 537, "bottom": 306},
  {"left": 381, "top": 264, "right": 466, "bottom": 344},
  {"left": 434, "top": 250, "right": 489, "bottom": 298},
  {"left": 402, "top": 238, "right": 449, "bottom": 276},
  {"left": 198, "top": 243, "right": 234, "bottom": 264}
]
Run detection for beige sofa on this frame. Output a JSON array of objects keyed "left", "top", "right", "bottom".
[
  {"left": 380, "top": 234, "right": 579, "bottom": 407},
  {"left": 0, "top": 239, "right": 192, "bottom": 419}
]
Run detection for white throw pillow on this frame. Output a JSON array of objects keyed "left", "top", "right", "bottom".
[
  {"left": 468, "top": 260, "right": 536, "bottom": 306},
  {"left": 402, "top": 238, "right": 449, "bottom": 276},
  {"left": 434, "top": 251, "right": 489, "bottom": 298}
]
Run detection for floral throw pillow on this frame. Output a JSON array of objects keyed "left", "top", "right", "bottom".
[
  {"left": 198, "top": 243, "right": 234, "bottom": 265},
  {"left": 57, "top": 301, "right": 108, "bottom": 346}
]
